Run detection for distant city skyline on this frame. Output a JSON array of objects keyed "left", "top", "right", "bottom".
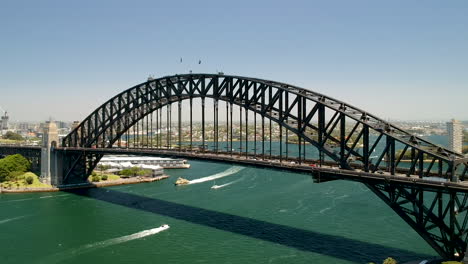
[{"left": 1, "top": 1, "right": 467, "bottom": 122}]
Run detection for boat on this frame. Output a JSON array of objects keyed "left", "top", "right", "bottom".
[
  {"left": 175, "top": 177, "right": 190, "bottom": 185},
  {"left": 211, "top": 185, "right": 221, "bottom": 189}
]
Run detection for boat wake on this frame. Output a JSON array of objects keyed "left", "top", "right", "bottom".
[
  {"left": 211, "top": 178, "right": 243, "bottom": 189},
  {"left": 0, "top": 215, "right": 29, "bottom": 225},
  {"left": 43, "top": 225, "right": 170, "bottom": 263},
  {"left": 80, "top": 224, "right": 170, "bottom": 250},
  {"left": 189, "top": 166, "right": 244, "bottom": 184},
  {"left": 0, "top": 194, "right": 68, "bottom": 204},
  {"left": 319, "top": 207, "right": 331, "bottom": 214}
]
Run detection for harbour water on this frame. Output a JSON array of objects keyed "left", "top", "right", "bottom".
[{"left": 0, "top": 135, "right": 450, "bottom": 263}]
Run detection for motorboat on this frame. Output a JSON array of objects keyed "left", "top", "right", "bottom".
[{"left": 175, "top": 177, "right": 190, "bottom": 185}]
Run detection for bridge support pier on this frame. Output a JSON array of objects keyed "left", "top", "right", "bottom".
[
  {"left": 59, "top": 151, "right": 102, "bottom": 185},
  {"left": 40, "top": 121, "right": 63, "bottom": 186}
]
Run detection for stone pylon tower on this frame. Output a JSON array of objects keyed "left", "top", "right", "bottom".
[{"left": 41, "top": 121, "right": 59, "bottom": 185}]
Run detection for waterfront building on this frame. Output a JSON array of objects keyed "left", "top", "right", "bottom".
[
  {"left": 98, "top": 160, "right": 165, "bottom": 177},
  {"left": 447, "top": 119, "right": 463, "bottom": 154},
  {"left": 100, "top": 155, "right": 190, "bottom": 169}
]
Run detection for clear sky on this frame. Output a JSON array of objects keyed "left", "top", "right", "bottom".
[{"left": 1, "top": 0, "right": 467, "bottom": 122}]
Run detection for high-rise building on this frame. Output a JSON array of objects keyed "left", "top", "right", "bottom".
[
  {"left": 1, "top": 111, "right": 8, "bottom": 130},
  {"left": 447, "top": 119, "right": 463, "bottom": 154}
]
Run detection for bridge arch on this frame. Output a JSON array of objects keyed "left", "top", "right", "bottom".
[{"left": 62, "top": 73, "right": 466, "bottom": 181}]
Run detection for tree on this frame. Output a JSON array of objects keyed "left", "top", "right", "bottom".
[
  {"left": 0, "top": 154, "right": 31, "bottom": 182},
  {"left": 382, "top": 257, "right": 397, "bottom": 264},
  {"left": 101, "top": 175, "right": 108, "bottom": 181},
  {"left": 97, "top": 164, "right": 111, "bottom": 171},
  {"left": 91, "top": 175, "right": 100, "bottom": 182},
  {"left": 25, "top": 176, "right": 33, "bottom": 185},
  {"left": 0, "top": 165, "right": 9, "bottom": 182},
  {"left": 2, "top": 131, "right": 23, "bottom": 141},
  {"left": 8, "top": 171, "right": 24, "bottom": 181},
  {"left": 119, "top": 167, "right": 151, "bottom": 178}
]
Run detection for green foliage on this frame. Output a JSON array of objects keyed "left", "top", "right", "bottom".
[
  {"left": 119, "top": 167, "right": 150, "bottom": 178},
  {"left": 0, "top": 165, "right": 9, "bottom": 182},
  {"left": 101, "top": 175, "right": 108, "bottom": 181},
  {"left": 7, "top": 171, "right": 24, "bottom": 181},
  {"left": 139, "top": 169, "right": 151, "bottom": 176},
  {"left": 0, "top": 172, "right": 51, "bottom": 188},
  {"left": 463, "top": 145, "right": 468, "bottom": 154},
  {"left": 91, "top": 175, "right": 100, "bottom": 182},
  {"left": 2, "top": 131, "right": 23, "bottom": 141},
  {"left": 119, "top": 168, "right": 135, "bottom": 178},
  {"left": 382, "top": 257, "right": 397, "bottom": 264},
  {"left": 97, "top": 164, "right": 111, "bottom": 171},
  {"left": 0, "top": 154, "right": 31, "bottom": 182},
  {"left": 25, "top": 175, "right": 33, "bottom": 185},
  {"left": 91, "top": 171, "right": 97, "bottom": 176}
]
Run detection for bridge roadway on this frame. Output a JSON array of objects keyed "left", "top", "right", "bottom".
[{"left": 57, "top": 147, "right": 468, "bottom": 193}]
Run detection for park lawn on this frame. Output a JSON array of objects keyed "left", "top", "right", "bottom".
[
  {"left": 0, "top": 139, "right": 22, "bottom": 144},
  {"left": 106, "top": 174, "right": 121, "bottom": 180},
  {"left": 88, "top": 173, "right": 121, "bottom": 182},
  {"left": 0, "top": 172, "right": 52, "bottom": 188}
]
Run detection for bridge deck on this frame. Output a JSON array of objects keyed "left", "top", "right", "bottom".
[{"left": 57, "top": 147, "right": 468, "bottom": 193}]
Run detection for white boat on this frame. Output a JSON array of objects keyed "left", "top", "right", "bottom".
[{"left": 175, "top": 177, "right": 190, "bottom": 185}]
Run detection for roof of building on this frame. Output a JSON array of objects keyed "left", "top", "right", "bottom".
[{"left": 101, "top": 155, "right": 186, "bottom": 162}]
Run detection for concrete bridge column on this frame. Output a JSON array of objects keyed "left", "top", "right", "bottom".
[{"left": 41, "top": 121, "right": 61, "bottom": 185}]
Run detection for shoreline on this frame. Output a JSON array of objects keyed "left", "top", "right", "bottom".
[{"left": 0, "top": 175, "right": 169, "bottom": 194}]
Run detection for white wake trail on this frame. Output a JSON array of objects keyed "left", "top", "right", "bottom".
[
  {"left": 0, "top": 194, "right": 68, "bottom": 204},
  {"left": 81, "top": 225, "right": 170, "bottom": 250},
  {"left": 0, "top": 215, "right": 28, "bottom": 225},
  {"left": 211, "top": 177, "right": 243, "bottom": 189},
  {"left": 189, "top": 166, "right": 245, "bottom": 184},
  {"left": 44, "top": 225, "right": 170, "bottom": 264}
]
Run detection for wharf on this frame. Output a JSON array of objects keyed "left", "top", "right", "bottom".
[{"left": 0, "top": 175, "right": 169, "bottom": 194}]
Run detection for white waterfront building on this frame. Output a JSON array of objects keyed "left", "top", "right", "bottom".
[
  {"left": 447, "top": 119, "right": 463, "bottom": 154},
  {"left": 99, "top": 160, "right": 165, "bottom": 177},
  {"left": 100, "top": 155, "right": 190, "bottom": 169}
]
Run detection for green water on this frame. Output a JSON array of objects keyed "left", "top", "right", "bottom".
[{"left": 0, "top": 160, "right": 439, "bottom": 264}]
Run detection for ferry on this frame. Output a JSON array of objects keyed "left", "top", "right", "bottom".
[{"left": 175, "top": 177, "right": 190, "bottom": 185}]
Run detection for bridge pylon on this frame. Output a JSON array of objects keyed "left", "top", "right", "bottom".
[{"left": 40, "top": 121, "right": 62, "bottom": 186}]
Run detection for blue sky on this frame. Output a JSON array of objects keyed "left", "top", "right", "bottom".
[{"left": 1, "top": 0, "right": 467, "bottom": 122}]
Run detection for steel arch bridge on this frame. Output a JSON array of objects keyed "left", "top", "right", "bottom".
[
  {"left": 62, "top": 73, "right": 467, "bottom": 180},
  {"left": 3, "top": 73, "right": 468, "bottom": 260}
]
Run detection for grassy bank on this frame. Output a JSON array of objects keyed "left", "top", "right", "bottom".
[
  {"left": 0, "top": 172, "right": 52, "bottom": 189},
  {"left": 88, "top": 173, "right": 121, "bottom": 182}
]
